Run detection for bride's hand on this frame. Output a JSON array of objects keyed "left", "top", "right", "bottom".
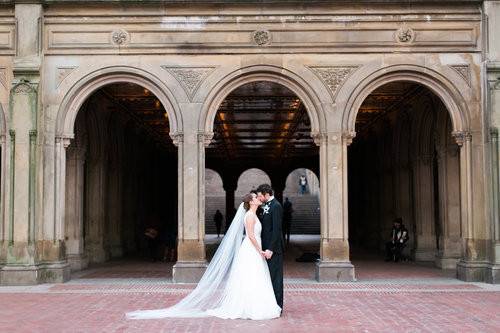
[{"left": 260, "top": 250, "right": 267, "bottom": 258}]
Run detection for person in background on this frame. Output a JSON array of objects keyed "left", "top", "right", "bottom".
[
  {"left": 299, "top": 175, "right": 308, "bottom": 195},
  {"left": 282, "top": 197, "right": 293, "bottom": 245},
  {"left": 214, "top": 209, "right": 224, "bottom": 238},
  {"left": 385, "top": 217, "right": 409, "bottom": 262}
]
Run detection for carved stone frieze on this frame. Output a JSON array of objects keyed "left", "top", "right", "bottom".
[
  {"left": 309, "top": 66, "right": 358, "bottom": 99},
  {"left": 12, "top": 82, "right": 35, "bottom": 94},
  {"left": 162, "top": 66, "right": 216, "bottom": 100},
  {"left": 450, "top": 65, "right": 471, "bottom": 87}
]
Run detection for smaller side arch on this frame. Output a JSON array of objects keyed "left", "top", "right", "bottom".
[
  {"left": 55, "top": 66, "right": 183, "bottom": 139},
  {"left": 342, "top": 65, "right": 470, "bottom": 136}
]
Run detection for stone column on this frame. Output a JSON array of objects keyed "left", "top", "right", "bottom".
[
  {"left": 271, "top": 175, "right": 286, "bottom": 204},
  {"left": 435, "top": 142, "right": 462, "bottom": 269},
  {"left": 488, "top": 128, "right": 500, "bottom": 283},
  {"left": 65, "top": 145, "right": 88, "bottom": 271},
  {"left": 315, "top": 132, "right": 355, "bottom": 282},
  {"left": 1, "top": 4, "right": 72, "bottom": 285},
  {"left": 171, "top": 132, "right": 212, "bottom": 283},
  {"left": 222, "top": 176, "right": 237, "bottom": 230},
  {"left": 412, "top": 155, "right": 437, "bottom": 261},
  {"left": 454, "top": 131, "right": 483, "bottom": 281}
]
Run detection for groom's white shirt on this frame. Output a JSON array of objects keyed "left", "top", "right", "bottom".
[{"left": 264, "top": 196, "right": 275, "bottom": 255}]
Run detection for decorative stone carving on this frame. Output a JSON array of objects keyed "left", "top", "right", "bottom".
[
  {"left": 309, "top": 66, "right": 358, "bottom": 99},
  {"left": 162, "top": 66, "right": 215, "bottom": 100},
  {"left": 451, "top": 130, "right": 472, "bottom": 147},
  {"left": 198, "top": 132, "right": 214, "bottom": 147},
  {"left": 396, "top": 27, "right": 415, "bottom": 43},
  {"left": 252, "top": 30, "right": 271, "bottom": 46},
  {"left": 56, "top": 66, "right": 77, "bottom": 89},
  {"left": 170, "top": 132, "right": 184, "bottom": 146},
  {"left": 311, "top": 132, "right": 327, "bottom": 146},
  {"left": 0, "top": 68, "right": 6, "bottom": 89},
  {"left": 12, "top": 82, "right": 34, "bottom": 94},
  {"left": 450, "top": 65, "right": 471, "bottom": 87},
  {"left": 111, "top": 29, "right": 129, "bottom": 46},
  {"left": 342, "top": 131, "right": 356, "bottom": 146}
]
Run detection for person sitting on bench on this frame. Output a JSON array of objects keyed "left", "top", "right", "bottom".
[{"left": 385, "top": 218, "right": 409, "bottom": 262}]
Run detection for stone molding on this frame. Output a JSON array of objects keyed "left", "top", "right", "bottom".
[
  {"left": 56, "top": 66, "right": 77, "bottom": 89},
  {"left": 0, "top": 67, "right": 6, "bottom": 89}
]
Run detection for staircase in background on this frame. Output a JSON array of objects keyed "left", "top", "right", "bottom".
[{"left": 205, "top": 194, "right": 320, "bottom": 235}]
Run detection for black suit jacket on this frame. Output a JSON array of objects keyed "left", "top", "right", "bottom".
[{"left": 260, "top": 198, "right": 284, "bottom": 254}]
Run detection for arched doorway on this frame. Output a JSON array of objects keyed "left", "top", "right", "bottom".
[
  {"left": 348, "top": 81, "right": 463, "bottom": 278},
  {"left": 204, "top": 168, "right": 225, "bottom": 236},
  {"left": 64, "top": 82, "right": 178, "bottom": 277},
  {"left": 205, "top": 80, "right": 319, "bottom": 279}
]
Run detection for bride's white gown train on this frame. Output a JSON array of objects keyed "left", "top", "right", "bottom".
[
  {"left": 207, "top": 212, "right": 281, "bottom": 320},
  {"left": 126, "top": 207, "right": 281, "bottom": 320}
]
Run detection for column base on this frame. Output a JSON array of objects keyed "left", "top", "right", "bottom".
[
  {"left": 39, "top": 262, "right": 71, "bottom": 283},
  {"left": 0, "top": 264, "right": 40, "bottom": 285},
  {"left": 67, "top": 254, "right": 89, "bottom": 272},
  {"left": 172, "top": 261, "right": 207, "bottom": 283},
  {"left": 435, "top": 256, "right": 459, "bottom": 270},
  {"left": 315, "top": 261, "right": 355, "bottom": 282},
  {"left": 414, "top": 249, "right": 436, "bottom": 262},
  {"left": 457, "top": 260, "right": 488, "bottom": 282},
  {"left": 486, "top": 264, "right": 500, "bottom": 284}
]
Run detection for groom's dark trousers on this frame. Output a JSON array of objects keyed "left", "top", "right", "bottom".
[{"left": 260, "top": 198, "right": 284, "bottom": 309}]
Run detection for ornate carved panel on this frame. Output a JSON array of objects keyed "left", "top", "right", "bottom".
[
  {"left": 450, "top": 64, "right": 471, "bottom": 87},
  {"left": 162, "top": 66, "right": 215, "bottom": 100},
  {"left": 56, "top": 66, "right": 77, "bottom": 88},
  {"left": 309, "top": 66, "right": 359, "bottom": 99}
]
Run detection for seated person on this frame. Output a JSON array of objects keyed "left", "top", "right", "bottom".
[{"left": 385, "top": 218, "right": 409, "bottom": 262}]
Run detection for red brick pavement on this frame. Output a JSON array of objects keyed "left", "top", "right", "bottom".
[
  {"left": 1, "top": 238, "right": 499, "bottom": 332},
  {"left": 0, "top": 289, "right": 499, "bottom": 332}
]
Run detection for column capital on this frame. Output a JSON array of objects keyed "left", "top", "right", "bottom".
[
  {"left": 451, "top": 131, "right": 472, "bottom": 147},
  {"left": 169, "top": 132, "right": 184, "bottom": 147},
  {"left": 311, "top": 132, "right": 327, "bottom": 146},
  {"left": 197, "top": 131, "right": 214, "bottom": 147},
  {"left": 55, "top": 134, "right": 73, "bottom": 148},
  {"left": 342, "top": 131, "right": 356, "bottom": 146}
]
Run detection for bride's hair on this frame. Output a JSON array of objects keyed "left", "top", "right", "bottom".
[{"left": 242, "top": 193, "right": 253, "bottom": 211}]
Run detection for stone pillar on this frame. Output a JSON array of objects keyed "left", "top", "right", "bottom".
[
  {"left": 271, "top": 175, "right": 286, "bottom": 204},
  {"left": 1, "top": 4, "right": 70, "bottom": 284},
  {"left": 222, "top": 176, "right": 237, "bottom": 230},
  {"left": 171, "top": 132, "right": 212, "bottom": 283},
  {"left": 65, "top": 145, "right": 88, "bottom": 271},
  {"left": 454, "top": 132, "right": 484, "bottom": 281},
  {"left": 412, "top": 155, "right": 437, "bottom": 261},
  {"left": 488, "top": 128, "right": 500, "bottom": 283},
  {"left": 435, "top": 141, "right": 462, "bottom": 269},
  {"left": 315, "top": 132, "right": 355, "bottom": 282}
]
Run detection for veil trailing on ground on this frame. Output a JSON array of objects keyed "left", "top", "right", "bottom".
[{"left": 126, "top": 202, "right": 247, "bottom": 319}]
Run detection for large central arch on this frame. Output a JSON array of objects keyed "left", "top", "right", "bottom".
[{"left": 199, "top": 65, "right": 326, "bottom": 135}]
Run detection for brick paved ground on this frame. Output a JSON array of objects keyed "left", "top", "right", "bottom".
[{"left": 1, "top": 235, "right": 499, "bottom": 333}]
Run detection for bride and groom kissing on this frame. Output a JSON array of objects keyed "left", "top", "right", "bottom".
[{"left": 127, "top": 184, "right": 284, "bottom": 320}]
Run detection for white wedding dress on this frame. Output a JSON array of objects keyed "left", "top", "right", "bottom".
[
  {"left": 126, "top": 205, "right": 281, "bottom": 321},
  {"left": 206, "top": 211, "right": 281, "bottom": 320}
]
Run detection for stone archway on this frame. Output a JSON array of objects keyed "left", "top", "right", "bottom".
[
  {"left": 342, "top": 67, "right": 476, "bottom": 280},
  {"left": 196, "top": 67, "right": 336, "bottom": 282},
  {"left": 55, "top": 68, "right": 182, "bottom": 274}
]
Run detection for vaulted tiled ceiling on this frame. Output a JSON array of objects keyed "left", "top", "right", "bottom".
[
  {"left": 207, "top": 82, "right": 317, "bottom": 161},
  {"left": 98, "top": 83, "right": 172, "bottom": 147},
  {"left": 356, "top": 81, "right": 425, "bottom": 133}
]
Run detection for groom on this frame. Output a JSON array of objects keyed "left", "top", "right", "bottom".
[{"left": 256, "top": 184, "right": 284, "bottom": 310}]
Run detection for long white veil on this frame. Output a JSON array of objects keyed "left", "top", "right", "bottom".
[{"left": 126, "top": 202, "right": 247, "bottom": 319}]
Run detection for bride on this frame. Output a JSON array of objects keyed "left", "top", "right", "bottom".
[{"left": 126, "top": 192, "right": 282, "bottom": 320}]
